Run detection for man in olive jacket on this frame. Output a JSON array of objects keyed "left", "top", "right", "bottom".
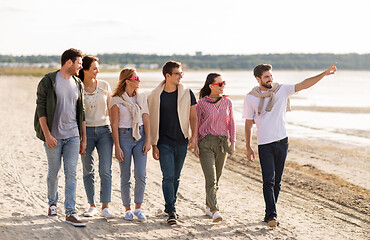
[{"left": 34, "top": 48, "right": 87, "bottom": 227}]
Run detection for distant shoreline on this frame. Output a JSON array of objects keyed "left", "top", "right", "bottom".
[
  {"left": 2, "top": 67, "right": 370, "bottom": 77},
  {"left": 2, "top": 53, "right": 370, "bottom": 71}
]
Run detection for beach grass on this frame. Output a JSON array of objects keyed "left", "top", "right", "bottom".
[
  {"left": 0, "top": 67, "right": 246, "bottom": 77},
  {"left": 0, "top": 68, "right": 59, "bottom": 77},
  {"left": 0, "top": 67, "right": 126, "bottom": 77}
]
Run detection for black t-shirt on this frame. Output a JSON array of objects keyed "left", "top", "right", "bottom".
[{"left": 158, "top": 89, "right": 197, "bottom": 146}]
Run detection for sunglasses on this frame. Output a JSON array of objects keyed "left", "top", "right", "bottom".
[
  {"left": 129, "top": 76, "right": 140, "bottom": 82},
  {"left": 211, "top": 81, "right": 226, "bottom": 87},
  {"left": 171, "top": 72, "right": 184, "bottom": 77}
]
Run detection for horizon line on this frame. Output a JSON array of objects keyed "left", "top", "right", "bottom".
[{"left": 1, "top": 52, "right": 370, "bottom": 57}]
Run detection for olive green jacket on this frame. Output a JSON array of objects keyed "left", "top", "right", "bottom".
[{"left": 34, "top": 70, "right": 85, "bottom": 141}]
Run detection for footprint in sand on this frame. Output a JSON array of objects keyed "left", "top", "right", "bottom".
[{"left": 12, "top": 212, "right": 22, "bottom": 217}]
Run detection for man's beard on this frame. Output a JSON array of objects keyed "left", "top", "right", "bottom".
[
  {"left": 261, "top": 82, "right": 272, "bottom": 89},
  {"left": 69, "top": 68, "right": 78, "bottom": 77}
]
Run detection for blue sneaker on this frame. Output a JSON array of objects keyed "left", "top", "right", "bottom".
[
  {"left": 124, "top": 210, "right": 133, "bottom": 221},
  {"left": 134, "top": 209, "right": 147, "bottom": 222}
]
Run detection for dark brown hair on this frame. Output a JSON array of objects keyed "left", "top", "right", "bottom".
[
  {"left": 253, "top": 64, "right": 272, "bottom": 78},
  {"left": 61, "top": 48, "right": 83, "bottom": 66},
  {"left": 199, "top": 73, "right": 221, "bottom": 98},
  {"left": 162, "top": 61, "right": 181, "bottom": 78},
  {"left": 78, "top": 55, "right": 99, "bottom": 81}
]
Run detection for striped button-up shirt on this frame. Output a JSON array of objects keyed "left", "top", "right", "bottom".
[{"left": 196, "top": 96, "right": 236, "bottom": 142}]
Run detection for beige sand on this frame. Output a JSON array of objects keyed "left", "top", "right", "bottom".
[{"left": 0, "top": 75, "right": 368, "bottom": 239}]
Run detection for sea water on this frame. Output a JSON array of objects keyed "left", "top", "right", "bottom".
[{"left": 101, "top": 70, "right": 370, "bottom": 148}]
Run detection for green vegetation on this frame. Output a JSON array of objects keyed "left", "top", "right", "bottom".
[
  {"left": 1, "top": 53, "right": 370, "bottom": 70},
  {"left": 0, "top": 67, "right": 125, "bottom": 77},
  {"left": 0, "top": 68, "right": 58, "bottom": 77}
]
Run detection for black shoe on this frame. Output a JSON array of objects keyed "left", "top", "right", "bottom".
[
  {"left": 167, "top": 212, "right": 177, "bottom": 225},
  {"left": 164, "top": 209, "right": 179, "bottom": 218}
]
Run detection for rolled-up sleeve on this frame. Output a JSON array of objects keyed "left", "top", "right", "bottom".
[{"left": 228, "top": 100, "right": 236, "bottom": 142}]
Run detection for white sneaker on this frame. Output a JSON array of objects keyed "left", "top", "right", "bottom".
[
  {"left": 212, "top": 211, "right": 223, "bottom": 222},
  {"left": 48, "top": 205, "right": 58, "bottom": 219},
  {"left": 204, "top": 207, "right": 212, "bottom": 217},
  {"left": 101, "top": 208, "right": 115, "bottom": 218},
  {"left": 125, "top": 210, "right": 134, "bottom": 221},
  {"left": 84, "top": 207, "right": 98, "bottom": 217},
  {"left": 133, "top": 209, "right": 147, "bottom": 222}
]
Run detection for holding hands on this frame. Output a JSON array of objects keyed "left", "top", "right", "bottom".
[{"left": 142, "top": 141, "right": 151, "bottom": 155}]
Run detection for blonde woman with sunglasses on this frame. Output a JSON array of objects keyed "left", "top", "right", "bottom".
[
  {"left": 110, "top": 68, "right": 151, "bottom": 221},
  {"left": 196, "top": 73, "right": 236, "bottom": 222}
]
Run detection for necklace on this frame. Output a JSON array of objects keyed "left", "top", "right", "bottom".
[{"left": 84, "top": 79, "right": 97, "bottom": 93}]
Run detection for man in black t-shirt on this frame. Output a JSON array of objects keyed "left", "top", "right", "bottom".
[{"left": 147, "top": 61, "right": 197, "bottom": 225}]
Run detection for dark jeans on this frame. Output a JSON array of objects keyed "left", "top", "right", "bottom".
[
  {"left": 157, "top": 144, "right": 188, "bottom": 213},
  {"left": 258, "top": 137, "right": 288, "bottom": 219}
]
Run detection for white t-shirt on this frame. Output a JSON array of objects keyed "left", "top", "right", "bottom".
[
  {"left": 84, "top": 80, "right": 112, "bottom": 127},
  {"left": 242, "top": 84, "right": 296, "bottom": 145},
  {"left": 116, "top": 96, "right": 144, "bottom": 128}
]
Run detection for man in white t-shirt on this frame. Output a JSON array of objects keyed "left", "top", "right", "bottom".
[{"left": 243, "top": 63, "right": 337, "bottom": 227}]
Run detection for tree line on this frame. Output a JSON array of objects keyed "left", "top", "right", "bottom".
[{"left": 1, "top": 53, "right": 370, "bottom": 70}]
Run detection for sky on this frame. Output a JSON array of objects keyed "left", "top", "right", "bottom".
[{"left": 0, "top": 0, "right": 369, "bottom": 56}]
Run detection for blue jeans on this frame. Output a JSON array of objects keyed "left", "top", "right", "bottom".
[
  {"left": 119, "top": 127, "right": 147, "bottom": 207},
  {"left": 81, "top": 126, "right": 113, "bottom": 204},
  {"left": 157, "top": 143, "right": 188, "bottom": 213},
  {"left": 44, "top": 136, "right": 80, "bottom": 215},
  {"left": 258, "top": 137, "right": 289, "bottom": 219}
]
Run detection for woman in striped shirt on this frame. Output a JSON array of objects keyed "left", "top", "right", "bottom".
[{"left": 196, "top": 73, "right": 236, "bottom": 222}]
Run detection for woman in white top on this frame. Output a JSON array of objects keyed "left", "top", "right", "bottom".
[
  {"left": 79, "top": 56, "right": 114, "bottom": 218},
  {"left": 110, "top": 68, "right": 151, "bottom": 221}
]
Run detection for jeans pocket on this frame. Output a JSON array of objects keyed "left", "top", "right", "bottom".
[
  {"left": 119, "top": 128, "right": 128, "bottom": 134},
  {"left": 139, "top": 128, "right": 145, "bottom": 137},
  {"left": 198, "top": 136, "right": 210, "bottom": 149},
  {"left": 104, "top": 125, "right": 112, "bottom": 133}
]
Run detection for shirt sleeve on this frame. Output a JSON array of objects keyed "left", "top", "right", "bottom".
[
  {"left": 196, "top": 100, "right": 203, "bottom": 141},
  {"left": 35, "top": 76, "right": 49, "bottom": 118},
  {"left": 109, "top": 96, "right": 121, "bottom": 109},
  {"left": 140, "top": 93, "right": 150, "bottom": 115},
  {"left": 189, "top": 89, "right": 197, "bottom": 105},
  {"left": 242, "top": 94, "right": 255, "bottom": 120},
  {"left": 106, "top": 81, "right": 112, "bottom": 95},
  {"left": 228, "top": 99, "right": 236, "bottom": 142},
  {"left": 282, "top": 84, "right": 296, "bottom": 97}
]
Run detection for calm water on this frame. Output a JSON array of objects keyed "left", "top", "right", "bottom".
[{"left": 100, "top": 70, "right": 370, "bottom": 148}]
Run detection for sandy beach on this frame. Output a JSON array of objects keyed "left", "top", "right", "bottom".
[{"left": 0, "top": 75, "right": 369, "bottom": 239}]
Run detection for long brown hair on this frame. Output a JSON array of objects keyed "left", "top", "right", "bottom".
[
  {"left": 78, "top": 55, "right": 99, "bottom": 81},
  {"left": 199, "top": 73, "right": 221, "bottom": 98},
  {"left": 112, "top": 68, "right": 137, "bottom": 97}
]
